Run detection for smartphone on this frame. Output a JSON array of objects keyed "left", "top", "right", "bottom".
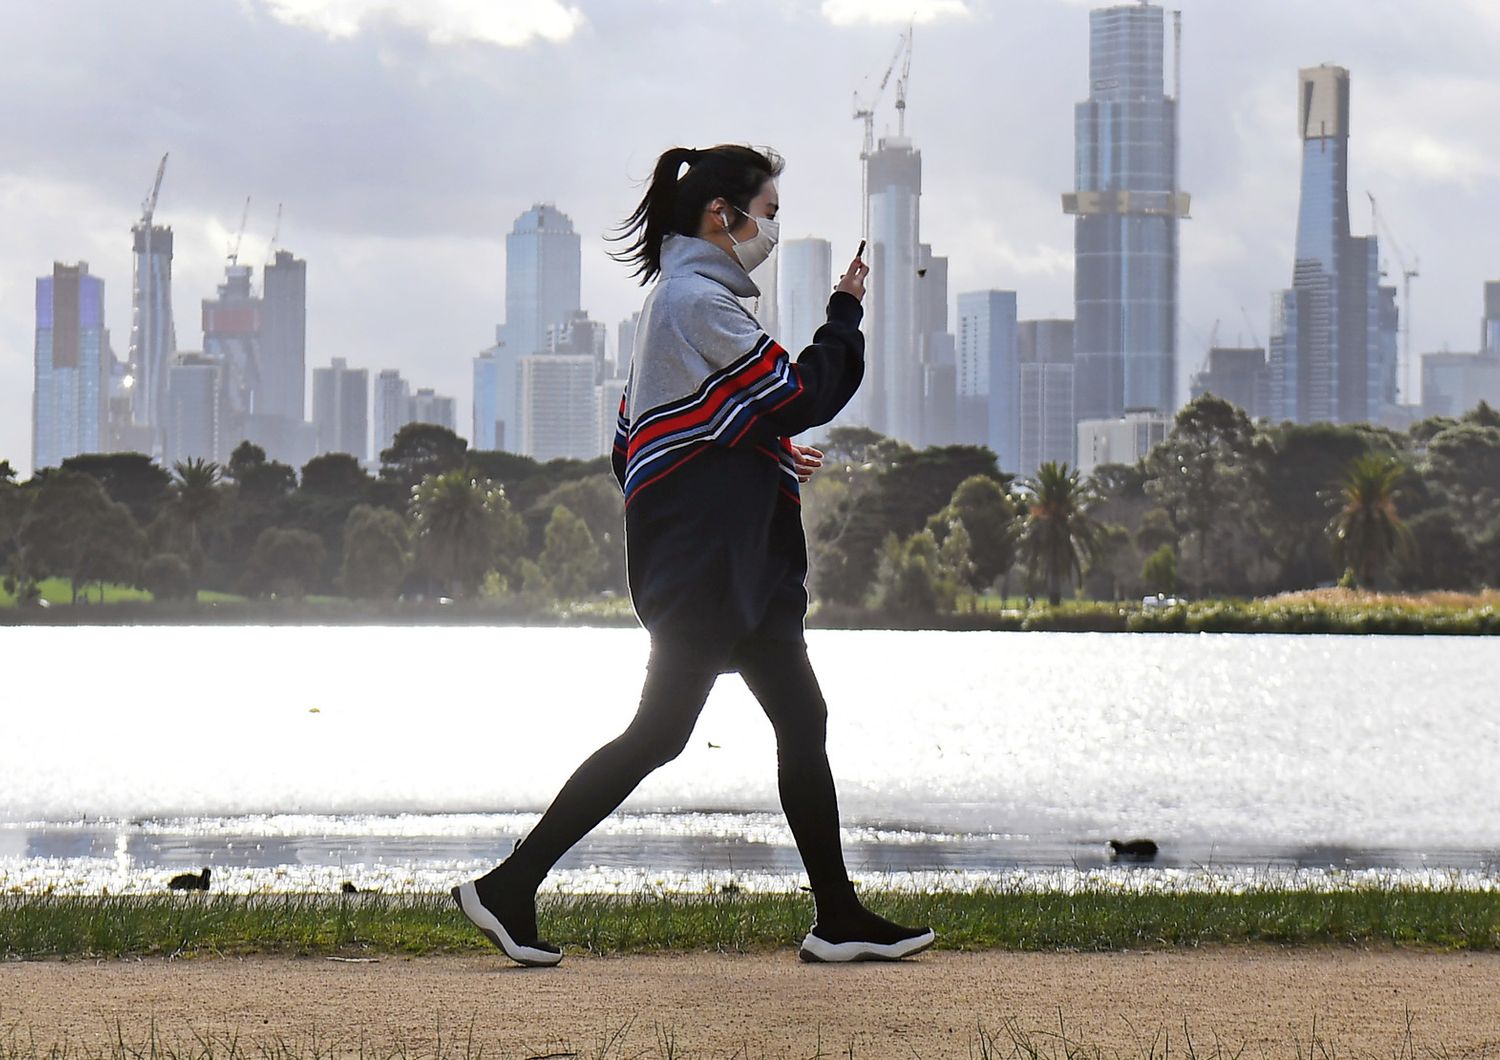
[{"left": 856, "top": 239, "right": 866, "bottom": 260}]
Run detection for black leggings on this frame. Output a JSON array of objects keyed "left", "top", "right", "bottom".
[{"left": 499, "top": 636, "right": 855, "bottom": 904}]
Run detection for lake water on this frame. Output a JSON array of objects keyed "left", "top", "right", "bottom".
[{"left": 3, "top": 626, "right": 1497, "bottom": 895}]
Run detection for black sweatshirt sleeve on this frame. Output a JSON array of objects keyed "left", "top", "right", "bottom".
[{"left": 755, "top": 290, "right": 865, "bottom": 439}]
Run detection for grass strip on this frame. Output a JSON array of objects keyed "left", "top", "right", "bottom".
[{"left": 3, "top": 887, "right": 1499, "bottom": 960}]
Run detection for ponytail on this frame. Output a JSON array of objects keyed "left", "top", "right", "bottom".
[{"left": 609, "top": 143, "right": 784, "bottom": 284}]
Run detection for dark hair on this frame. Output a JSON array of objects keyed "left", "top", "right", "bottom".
[{"left": 609, "top": 143, "right": 784, "bottom": 285}]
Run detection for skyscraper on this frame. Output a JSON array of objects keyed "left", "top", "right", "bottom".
[
  {"left": 504, "top": 204, "right": 581, "bottom": 359},
  {"left": 1483, "top": 281, "right": 1500, "bottom": 354},
  {"left": 518, "top": 354, "right": 597, "bottom": 461},
  {"left": 201, "top": 263, "right": 262, "bottom": 456},
  {"left": 32, "top": 262, "right": 108, "bottom": 473},
  {"left": 778, "top": 238, "right": 832, "bottom": 358},
  {"left": 312, "top": 357, "right": 369, "bottom": 461},
  {"left": 128, "top": 220, "right": 177, "bottom": 444},
  {"left": 261, "top": 250, "right": 307, "bottom": 422},
  {"left": 866, "top": 135, "right": 923, "bottom": 443},
  {"left": 956, "top": 290, "right": 1018, "bottom": 468},
  {"left": 1017, "top": 319, "right": 1076, "bottom": 477},
  {"left": 1268, "top": 65, "right": 1398, "bottom": 424},
  {"left": 472, "top": 342, "right": 510, "bottom": 451},
  {"left": 163, "top": 352, "right": 221, "bottom": 467},
  {"left": 409, "top": 388, "right": 456, "bottom": 432},
  {"left": 374, "top": 369, "right": 412, "bottom": 455},
  {"left": 617, "top": 311, "right": 641, "bottom": 375},
  {"left": 1065, "top": 2, "right": 1188, "bottom": 424},
  {"left": 547, "top": 309, "right": 608, "bottom": 383},
  {"left": 916, "top": 244, "right": 956, "bottom": 448},
  {"left": 1190, "top": 346, "right": 1269, "bottom": 420}
]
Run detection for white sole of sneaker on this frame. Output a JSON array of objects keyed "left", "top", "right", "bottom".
[
  {"left": 451, "top": 881, "right": 562, "bottom": 967},
  {"left": 797, "top": 928, "right": 936, "bottom": 963}
]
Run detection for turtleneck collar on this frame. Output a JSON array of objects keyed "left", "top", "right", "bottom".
[{"left": 659, "top": 232, "right": 760, "bottom": 299}]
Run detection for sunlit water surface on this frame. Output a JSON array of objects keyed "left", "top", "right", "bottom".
[{"left": 4, "top": 626, "right": 1496, "bottom": 894}]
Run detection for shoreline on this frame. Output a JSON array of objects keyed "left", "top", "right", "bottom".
[{"left": 4, "top": 599, "right": 1498, "bottom": 634}]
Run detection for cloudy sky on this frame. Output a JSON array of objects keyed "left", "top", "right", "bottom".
[{"left": 4, "top": 0, "right": 1498, "bottom": 472}]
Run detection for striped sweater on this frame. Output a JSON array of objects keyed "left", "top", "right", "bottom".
[{"left": 608, "top": 233, "right": 864, "bottom": 658}]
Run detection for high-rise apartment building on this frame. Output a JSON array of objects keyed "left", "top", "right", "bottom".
[
  {"left": 1065, "top": 2, "right": 1188, "bottom": 423},
  {"left": 1268, "top": 65, "right": 1398, "bottom": 424},
  {"left": 201, "top": 263, "right": 262, "bottom": 457},
  {"left": 916, "top": 245, "right": 956, "bottom": 448},
  {"left": 1483, "top": 281, "right": 1500, "bottom": 354},
  {"left": 163, "top": 352, "right": 222, "bottom": 467},
  {"left": 312, "top": 357, "right": 369, "bottom": 461},
  {"left": 548, "top": 309, "right": 608, "bottom": 383},
  {"left": 956, "top": 290, "right": 1018, "bottom": 468},
  {"left": 866, "top": 136, "right": 923, "bottom": 443},
  {"left": 518, "top": 354, "right": 597, "bottom": 461},
  {"left": 32, "top": 262, "right": 108, "bottom": 473},
  {"left": 410, "top": 388, "right": 456, "bottom": 432},
  {"left": 504, "top": 204, "right": 581, "bottom": 359},
  {"left": 1017, "top": 319, "right": 1076, "bottom": 477},
  {"left": 472, "top": 342, "right": 511, "bottom": 451},
  {"left": 374, "top": 369, "right": 412, "bottom": 455},
  {"left": 778, "top": 239, "right": 832, "bottom": 359},
  {"left": 260, "top": 250, "right": 307, "bottom": 421},
  {"left": 617, "top": 312, "right": 641, "bottom": 376}
]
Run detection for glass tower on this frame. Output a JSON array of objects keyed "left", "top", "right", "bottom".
[
  {"left": 504, "top": 204, "right": 581, "bottom": 359},
  {"left": 1065, "top": 2, "right": 1187, "bottom": 423},
  {"left": 129, "top": 222, "right": 176, "bottom": 447},
  {"left": 1268, "top": 65, "right": 1397, "bottom": 424},
  {"left": 33, "top": 263, "right": 107, "bottom": 473},
  {"left": 866, "top": 136, "right": 923, "bottom": 443}
]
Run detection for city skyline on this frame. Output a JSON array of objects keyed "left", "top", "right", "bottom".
[{"left": 4, "top": 0, "right": 1498, "bottom": 472}]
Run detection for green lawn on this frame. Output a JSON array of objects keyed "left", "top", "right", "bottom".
[{"left": 4, "top": 887, "right": 1498, "bottom": 960}]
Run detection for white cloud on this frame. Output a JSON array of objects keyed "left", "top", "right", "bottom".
[
  {"left": 254, "top": 0, "right": 585, "bottom": 47},
  {"left": 820, "top": 0, "right": 970, "bottom": 27}
]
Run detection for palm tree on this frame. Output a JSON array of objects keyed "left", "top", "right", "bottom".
[
  {"left": 410, "top": 470, "right": 514, "bottom": 598},
  {"left": 170, "top": 457, "right": 223, "bottom": 589},
  {"left": 1327, "top": 454, "right": 1411, "bottom": 588},
  {"left": 1021, "top": 462, "right": 1100, "bottom": 606}
]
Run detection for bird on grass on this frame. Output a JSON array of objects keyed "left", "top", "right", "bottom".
[
  {"left": 1108, "top": 838, "right": 1159, "bottom": 860},
  {"left": 168, "top": 867, "right": 211, "bottom": 891}
]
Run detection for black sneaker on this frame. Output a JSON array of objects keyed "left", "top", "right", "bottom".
[
  {"left": 798, "top": 911, "right": 936, "bottom": 963},
  {"left": 450, "top": 879, "right": 562, "bottom": 967}
]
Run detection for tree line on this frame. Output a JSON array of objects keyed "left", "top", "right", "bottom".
[{"left": 1, "top": 394, "right": 1497, "bottom": 613}]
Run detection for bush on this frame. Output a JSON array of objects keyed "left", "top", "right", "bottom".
[{"left": 140, "top": 553, "right": 193, "bottom": 601}]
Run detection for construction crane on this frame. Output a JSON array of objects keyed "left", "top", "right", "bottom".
[
  {"left": 226, "top": 195, "right": 251, "bottom": 266},
  {"left": 894, "top": 21, "right": 913, "bottom": 137},
  {"left": 852, "top": 25, "right": 912, "bottom": 243},
  {"left": 1239, "top": 305, "right": 1262, "bottom": 349},
  {"left": 265, "top": 202, "right": 283, "bottom": 262},
  {"left": 1367, "top": 192, "right": 1420, "bottom": 404},
  {"left": 141, "top": 153, "right": 169, "bottom": 225}
]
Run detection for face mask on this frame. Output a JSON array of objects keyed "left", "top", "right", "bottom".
[{"left": 720, "top": 204, "right": 779, "bottom": 273}]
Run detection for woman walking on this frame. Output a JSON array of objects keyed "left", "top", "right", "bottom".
[{"left": 452, "top": 143, "right": 934, "bottom": 967}]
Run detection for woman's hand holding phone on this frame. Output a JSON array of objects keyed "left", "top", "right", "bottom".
[{"left": 835, "top": 240, "right": 869, "bottom": 302}]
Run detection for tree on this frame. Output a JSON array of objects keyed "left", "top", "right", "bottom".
[
  {"left": 59, "top": 451, "right": 172, "bottom": 527},
  {"left": 1328, "top": 454, "right": 1411, "bottom": 588},
  {"left": 380, "top": 423, "right": 468, "bottom": 491},
  {"left": 1143, "top": 395, "right": 1257, "bottom": 596},
  {"left": 531, "top": 474, "right": 626, "bottom": 592},
  {"left": 1083, "top": 522, "right": 1134, "bottom": 601},
  {"left": 246, "top": 527, "right": 326, "bottom": 598},
  {"left": 141, "top": 553, "right": 193, "bottom": 601},
  {"left": 226, "top": 441, "right": 296, "bottom": 504},
  {"left": 20, "top": 470, "right": 145, "bottom": 603},
  {"left": 1020, "top": 462, "right": 1100, "bottom": 606},
  {"left": 945, "top": 475, "right": 1020, "bottom": 596},
  {"left": 1141, "top": 544, "right": 1178, "bottom": 596},
  {"left": 164, "top": 457, "right": 223, "bottom": 586},
  {"left": 538, "top": 504, "right": 605, "bottom": 600},
  {"left": 872, "top": 529, "right": 952, "bottom": 619},
  {"left": 410, "top": 470, "right": 524, "bottom": 598},
  {"left": 340, "top": 504, "right": 410, "bottom": 600},
  {"left": 300, "top": 453, "right": 372, "bottom": 497},
  {"left": 0, "top": 460, "right": 15, "bottom": 483}
]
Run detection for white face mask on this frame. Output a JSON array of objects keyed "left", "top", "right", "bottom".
[{"left": 720, "top": 204, "right": 779, "bottom": 273}]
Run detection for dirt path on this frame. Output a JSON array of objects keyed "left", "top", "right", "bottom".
[{"left": 5, "top": 945, "right": 1500, "bottom": 1058}]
